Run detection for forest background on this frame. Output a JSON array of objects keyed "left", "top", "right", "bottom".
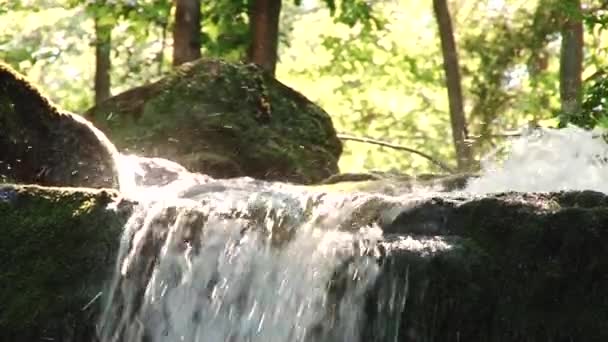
[{"left": 1, "top": 0, "right": 607, "bottom": 175}]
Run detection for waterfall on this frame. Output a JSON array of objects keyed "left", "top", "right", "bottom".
[
  {"left": 99, "top": 126, "right": 608, "bottom": 342},
  {"left": 99, "top": 157, "right": 389, "bottom": 342}
]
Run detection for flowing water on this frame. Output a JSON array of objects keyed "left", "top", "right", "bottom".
[
  {"left": 100, "top": 156, "right": 393, "bottom": 342},
  {"left": 98, "top": 126, "right": 608, "bottom": 342}
]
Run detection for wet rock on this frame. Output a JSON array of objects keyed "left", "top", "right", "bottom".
[
  {"left": 0, "top": 63, "right": 120, "bottom": 188},
  {"left": 370, "top": 191, "right": 608, "bottom": 341},
  {"left": 86, "top": 59, "right": 342, "bottom": 184},
  {"left": 382, "top": 197, "right": 456, "bottom": 235},
  {"left": 364, "top": 234, "right": 488, "bottom": 342}
]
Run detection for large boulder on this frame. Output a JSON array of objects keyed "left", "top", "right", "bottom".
[
  {"left": 0, "top": 63, "right": 120, "bottom": 188},
  {"left": 85, "top": 59, "right": 342, "bottom": 184}
]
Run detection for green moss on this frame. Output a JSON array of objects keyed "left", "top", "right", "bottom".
[
  {"left": 0, "top": 184, "right": 127, "bottom": 336},
  {"left": 86, "top": 59, "right": 342, "bottom": 184}
]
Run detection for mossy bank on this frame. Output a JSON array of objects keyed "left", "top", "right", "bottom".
[{"left": 0, "top": 184, "right": 129, "bottom": 342}]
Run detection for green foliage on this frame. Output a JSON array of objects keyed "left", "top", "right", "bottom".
[
  {"left": 580, "top": 70, "right": 608, "bottom": 129},
  {"left": 280, "top": 0, "right": 570, "bottom": 172},
  {"left": 201, "top": 0, "right": 249, "bottom": 59},
  {"left": 199, "top": 0, "right": 382, "bottom": 60},
  {"left": 461, "top": 0, "right": 561, "bottom": 146},
  {"left": 279, "top": 1, "right": 454, "bottom": 173},
  {"left": 554, "top": 0, "right": 608, "bottom": 130},
  {"left": 0, "top": 0, "right": 20, "bottom": 14},
  {"left": 584, "top": 10, "right": 608, "bottom": 31},
  {"left": 322, "top": 0, "right": 381, "bottom": 29},
  {"left": 0, "top": 0, "right": 173, "bottom": 112}
]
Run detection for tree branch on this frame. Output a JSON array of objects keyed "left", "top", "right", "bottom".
[{"left": 337, "top": 133, "right": 456, "bottom": 174}]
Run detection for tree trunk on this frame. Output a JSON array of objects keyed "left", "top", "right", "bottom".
[
  {"left": 560, "top": 0, "right": 583, "bottom": 117},
  {"left": 247, "top": 0, "right": 282, "bottom": 75},
  {"left": 94, "top": 16, "right": 112, "bottom": 105},
  {"left": 172, "top": 0, "right": 201, "bottom": 66},
  {"left": 433, "top": 0, "right": 472, "bottom": 172}
]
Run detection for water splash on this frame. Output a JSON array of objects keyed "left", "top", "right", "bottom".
[
  {"left": 466, "top": 126, "right": 608, "bottom": 194},
  {"left": 115, "top": 155, "right": 213, "bottom": 200}
]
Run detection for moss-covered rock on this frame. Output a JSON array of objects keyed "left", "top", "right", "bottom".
[
  {"left": 375, "top": 191, "right": 608, "bottom": 341},
  {"left": 85, "top": 59, "right": 342, "bottom": 184},
  {"left": 0, "top": 63, "right": 120, "bottom": 188},
  {"left": 0, "top": 184, "right": 129, "bottom": 342}
]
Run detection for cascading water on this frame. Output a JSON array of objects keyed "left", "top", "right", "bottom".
[
  {"left": 99, "top": 126, "right": 608, "bottom": 342},
  {"left": 99, "top": 156, "right": 389, "bottom": 342}
]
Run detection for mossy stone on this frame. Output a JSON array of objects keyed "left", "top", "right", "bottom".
[
  {"left": 86, "top": 59, "right": 342, "bottom": 184},
  {"left": 380, "top": 191, "right": 608, "bottom": 341}
]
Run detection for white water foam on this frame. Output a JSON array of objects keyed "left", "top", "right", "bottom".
[{"left": 466, "top": 126, "right": 608, "bottom": 194}]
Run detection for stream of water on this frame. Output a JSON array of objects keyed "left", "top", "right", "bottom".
[{"left": 98, "top": 126, "right": 608, "bottom": 342}]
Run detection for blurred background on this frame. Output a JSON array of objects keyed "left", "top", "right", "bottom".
[{"left": 1, "top": 0, "right": 607, "bottom": 174}]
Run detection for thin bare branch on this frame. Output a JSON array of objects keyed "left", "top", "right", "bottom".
[{"left": 337, "top": 133, "right": 456, "bottom": 174}]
